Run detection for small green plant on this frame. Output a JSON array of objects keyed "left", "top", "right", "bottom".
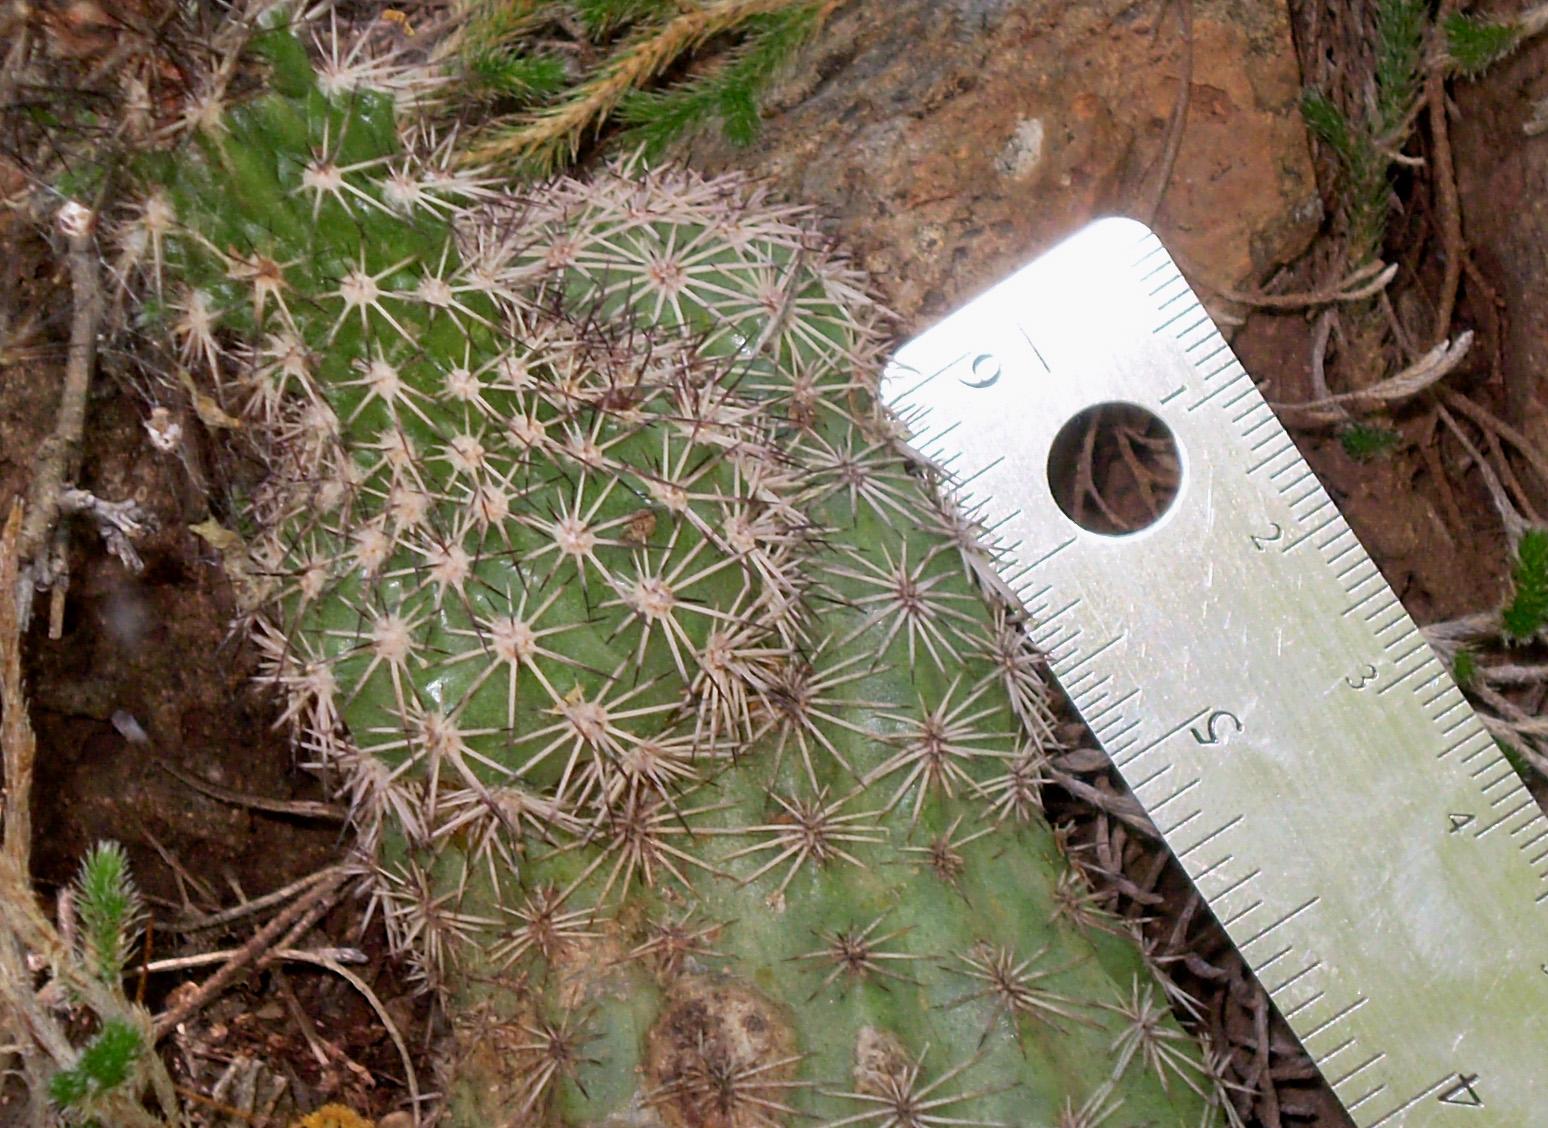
[
  {"left": 42, "top": 842, "right": 157, "bottom": 1123},
  {"left": 449, "top": 0, "right": 839, "bottom": 171},
  {"left": 1303, "top": 0, "right": 1548, "bottom": 268},
  {"left": 74, "top": 840, "right": 145, "bottom": 987},
  {"left": 1501, "top": 528, "right": 1548, "bottom": 643},
  {"left": 1299, "top": 0, "right": 1427, "bottom": 265},
  {"left": 47, "top": 1018, "right": 144, "bottom": 1111}
]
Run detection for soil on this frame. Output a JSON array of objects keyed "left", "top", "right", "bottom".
[{"left": 1, "top": 0, "right": 1545, "bottom": 1126}]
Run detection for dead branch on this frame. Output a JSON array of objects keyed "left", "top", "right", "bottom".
[
  {"left": 1275, "top": 331, "right": 1473, "bottom": 423},
  {"left": 152, "top": 868, "right": 349, "bottom": 1041},
  {"left": 17, "top": 204, "right": 102, "bottom": 592},
  {"left": 1, "top": 500, "right": 33, "bottom": 871}
]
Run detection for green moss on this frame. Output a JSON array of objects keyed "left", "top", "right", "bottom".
[
  {"left": 1338, "top": 421, "right": 1401, "bottom": 462},
  {"left": 1502, "top": 528, "right": 1548, "bottom": 643},
  {"left": 1451, "top": 646, "right": 1477, "bottom": 687}
]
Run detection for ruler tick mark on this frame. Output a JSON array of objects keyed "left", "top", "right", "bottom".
[
  {"left": 1221, "top": 899, "right": 1264, "bottom": 928},
  {"left": 1148, "top": 777, "right": 1200, "bottom": 813},
  {"left": 1254, "top": 944, "right": 1294, "bottom": 974},
  {"left": 1268, "top": 959, "right": 1320, "bottom": 995},
  {"left": 1177, "top": 814, "right": 1243, "bottom": 859},
  {"left": 1477, "top": 798, "right": 1535, "bottom": 838},
  {"left": 1059, "top": 634, "right": 1124, "bottom": 679},
  {"left": 1206, "top": 867, "right": 1260, "bottom": 905},
  {"left": 1303, "top": 997, "right": 1369, "bottom": 1040},
  {"left": 1331, "top": 1053, "right": 1387, "bottom": 1090},
  {"left": 1240, "top": 896, "right": 1321, "bottom": 949},
  {"left": 1233, "top": 400, "right": 1270, "bottom": 425},
  {"left": 1314, "top": 1038, "right": 1357, "bottom": 1066},
  {"left": 1088, "top": 686, "right": 1140, "bottom": 720},
  {"left": 1283, "top": 991, "right": 1326, "bottom": 1020},
  {"left": 1367, "top": 1077, "right": 1455, "bottom": 1126},
  {"left": 1159, "top": 809, "right": 1202, "bottom": 835},
  {"left": 1345, "top": 1084, "right": 1387, "bottom": 1112}
]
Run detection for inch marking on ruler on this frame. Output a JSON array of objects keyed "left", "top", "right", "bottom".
[{"left": 884, "top": 217, "right": 1548, "bottom": 1126}]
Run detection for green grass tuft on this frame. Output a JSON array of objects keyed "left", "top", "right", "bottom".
[
  {"left": 457, "top": 0, "right": 835, "bottom": 171},
  {"left": 466, "top": 48, "right": 569, "bottom": 100},
  {"left": 576, "top": 0, "right": 675, "bottom": 36},
  {"left": 1496, "top": 737, "right": 1532, "bottom": 779}
]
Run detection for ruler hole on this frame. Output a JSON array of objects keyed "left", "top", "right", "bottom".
[{"left": 1047, "top": 402, "right": 1181, "bottom": 535}]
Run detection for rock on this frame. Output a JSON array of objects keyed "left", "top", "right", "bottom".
[
  {"left": 1450, "top": 8, "right": 1548, "bottom": 427},
  {"left": 688, "top": 0, "right": 1321, "bottom": 330}
]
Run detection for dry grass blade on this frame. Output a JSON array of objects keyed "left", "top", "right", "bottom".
[{"left": 464, "top": 0, "right": 823, "bottom": 169}]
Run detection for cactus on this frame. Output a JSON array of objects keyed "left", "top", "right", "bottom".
[{"left": 122, "top": 19, "right": 1222, "bottom": 1127}]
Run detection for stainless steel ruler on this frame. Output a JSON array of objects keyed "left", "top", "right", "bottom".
[{"left": 883, "top": 218, "right": 1548, "bottom": 1127}]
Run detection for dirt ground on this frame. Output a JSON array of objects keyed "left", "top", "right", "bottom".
[{"left": 2, "top": 0, "right": 1546, "bottom": 1125}]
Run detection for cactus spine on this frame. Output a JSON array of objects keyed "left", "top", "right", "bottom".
[{"left": 122, "top": 18, "right": 1221, "bottom": 1126}]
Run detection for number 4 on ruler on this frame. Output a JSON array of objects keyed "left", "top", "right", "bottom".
[{"left": 1437, "top": 1074, "right": 1482, "bottom": 1108}]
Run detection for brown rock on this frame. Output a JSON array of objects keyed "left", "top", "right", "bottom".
[
  {"left": 1451, "top": 7, "right": 1548, "bottom": 428},
  {"left": 688, "top": 0, "right": 1321, "bottom": 331}
]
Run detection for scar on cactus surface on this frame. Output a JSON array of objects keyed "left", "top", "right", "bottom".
[{"left": 118, "top": 20, "right": 1222, "bottom": 1126}]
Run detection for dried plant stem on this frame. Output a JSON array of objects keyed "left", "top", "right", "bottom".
[
  {"left": 1201, "top": 259, "right": 1398, "bottom": 310},
  {"left": 157, "top": 760, "right": 345, "bottom": 822},
  {"left": 0, "top": 499, "right": 53, "bottom": 1122},
  {"left": 1425, "top": 12, "right": 1464, "bottom": 348},
  {"left": 1140, "top": 0, "right": 1193, "bottom": 225},
  {"left": 466, "top": 0, "right": 820, "bottom": 167},
  {"left": 1274, "top": 330, "right": 1472, "bottom": 423},
  {"left": 152, "top": 867, "right": 349, "bottom": 1040},
  {"left": 170, "top": 864, "right": 347, "bottom": 933},
  {"left": 1, "top": 501, "right": 33, "bottom": 870},
  {"left": 282, "top": 948, "right": 423, "bottom": 1126},
  {"left": 1443, "top": 389, "right": 1548, "bottom": 498},
  {"left": 17, "top": 206, "right": 101, "bottom": 607},
  {"left": 143, "top": 945, "right": 365, "bottom": 974}
]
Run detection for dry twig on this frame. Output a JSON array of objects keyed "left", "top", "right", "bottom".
[{"left": 152, "top": 868, "right": 349, "bottom": 1040}]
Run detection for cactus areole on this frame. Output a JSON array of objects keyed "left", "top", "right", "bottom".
[{"left": 123, "top": 21, "right": 1220, "bottom": 1127}]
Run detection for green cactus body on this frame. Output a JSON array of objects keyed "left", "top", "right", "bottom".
[{"left": 127, "top": 23, "right": 1218, "bottom": 1127}]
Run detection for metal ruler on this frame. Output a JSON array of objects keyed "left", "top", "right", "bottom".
[{"left": 883, "top": 218, "right": 1548, "bottom": 1127}]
